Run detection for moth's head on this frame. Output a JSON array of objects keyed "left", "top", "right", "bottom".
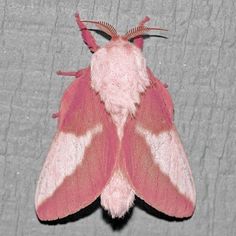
[{"left": 81, "top": 18, "right": 167, "bottom": 49}]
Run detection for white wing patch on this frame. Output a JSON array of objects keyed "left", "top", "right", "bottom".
[
  {"left": 136, "top": 125, "right": 196, "bottom": 204},
  {"left": 35, "top": 125, "right": 103, "bottom": 207}
]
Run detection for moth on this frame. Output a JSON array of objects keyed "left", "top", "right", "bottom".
[{"left": 35, "top": 13, "right": 196, "bottom": 220}]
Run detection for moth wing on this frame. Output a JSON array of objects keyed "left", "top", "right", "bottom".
[
  {"left": 121, "top": 71, "right": 196, "bottom": 218},
  {"left": 35, "top": 69, "right": 118, "bottom": 221}
]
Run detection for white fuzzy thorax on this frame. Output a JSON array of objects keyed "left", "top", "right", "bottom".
[{"left": 91, "top": 39, "right": 150, "bottom": 139}]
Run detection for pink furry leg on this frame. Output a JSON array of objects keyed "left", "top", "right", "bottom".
[
  {"left": 53, "top": 70, "right": 81, "bottom": 119},
  {"left": 75, "top": 13, "right": 99, "bottom": 52},
  {"left": 52, "top": 112, "right": 59, "bottom": 119},
  {"left": 134, "top": 16, "right": 150, "bottom": 50},
  {"left": 56, "top": 70, "right": 83, "bottom": 78}
]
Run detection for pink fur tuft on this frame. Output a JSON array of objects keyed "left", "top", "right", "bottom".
[{"left": 100, "top": 171, "right": 135, "bottom": 218}]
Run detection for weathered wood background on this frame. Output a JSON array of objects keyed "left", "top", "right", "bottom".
[{"left": 0, "top": 0, "right": 235, "bottom": 235}]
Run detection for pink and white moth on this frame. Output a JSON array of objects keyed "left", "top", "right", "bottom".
[{"left": 35, "top": 13, "right": 196, "bottom": 221}]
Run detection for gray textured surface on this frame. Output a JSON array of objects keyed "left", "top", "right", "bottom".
[{"left": 0, "top": 0, "right": 236, "bottom": 235}]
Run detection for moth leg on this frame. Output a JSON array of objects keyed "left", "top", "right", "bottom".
[
  {"left": 56, "top": 71, "right": 81, "bottom": 77},
  {"left": 75, "top": 13, "right": 100, "bottom": 53},
  {"left": 133, "top": 16, "right": 150, "bottom": 50},
  {"left": 52, "top": 112, "right": 59, "bottom": 119}
]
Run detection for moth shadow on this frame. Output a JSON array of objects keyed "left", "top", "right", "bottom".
[
  {"left": 131, "top": 34, "right": 168, "bottom": 41},
  {"left": 89, "top": 29, "right": 112, "bottom": 41},
  {"left": 88, "top": 30, "right": 167, "bottom": 43},
  {"left": 135, "top": 197, "right": 192, "bottom": 222},
  {"left": 38, "top": 198, "right": 100, "bottom": 225},
  {"left": 102, "top": 206, "right": 134, "bottom": 231}
]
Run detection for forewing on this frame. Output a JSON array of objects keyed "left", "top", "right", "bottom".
[
  {"left": 121, "top": 71, "right": 196, "bottom": 218},
  {"left": 35, "top": 68, "right": 118, "bottom": 220}
]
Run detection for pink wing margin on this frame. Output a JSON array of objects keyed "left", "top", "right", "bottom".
[
  {"left": 35, "top": 68, "right": 118, "bottom": 221},
  {"left": 121, "top": 69, "right": 196, "bottom": 218}
]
